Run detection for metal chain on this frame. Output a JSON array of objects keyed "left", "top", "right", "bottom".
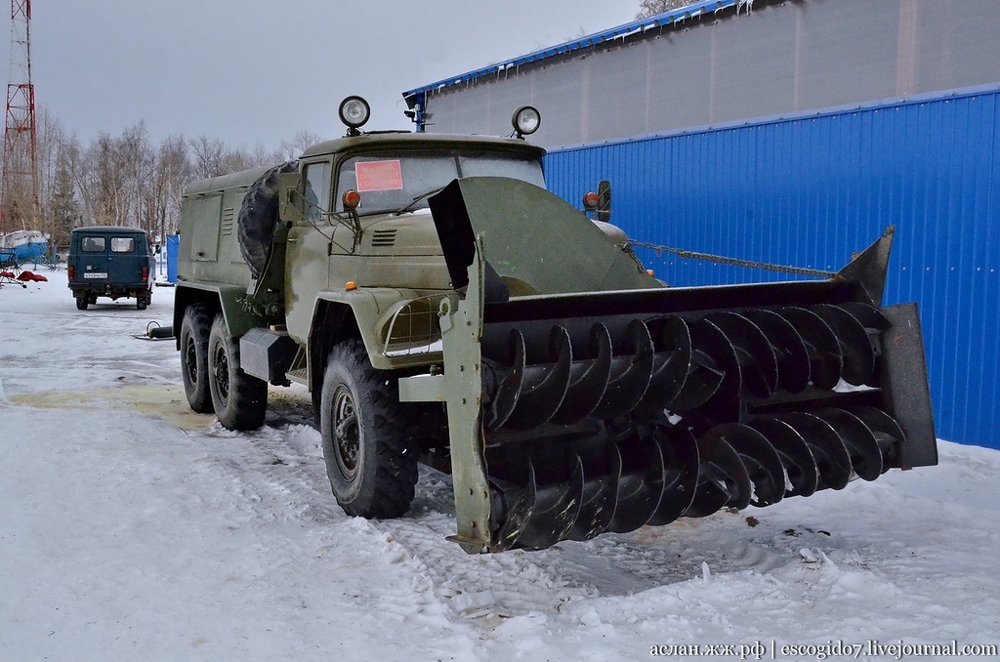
[{"left": 628, "top": 239, "right": 836, "bottom": 279}]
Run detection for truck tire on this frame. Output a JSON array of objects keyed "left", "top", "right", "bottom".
[
  {"left": 238, "top": 160, "right": 298, "bottom": 279},
  {"left": 207, "top": 314, "right": 267, "bottom": 430},
  {"left": 320, "top": 338, "right": 418, "bottom": 519},
  {"left": 76, "top": 297, "right": 88, "bottom": 310},
  {"left": 180, "top": 303, "right": 214, "bottom": 414}
]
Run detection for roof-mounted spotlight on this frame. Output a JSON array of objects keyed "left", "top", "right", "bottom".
[
  {"left": 511, "top": 105, "right": 541, "bottom": 139},
  {"left": 339, "top": 96, "right": 371, "bottom": 136}
]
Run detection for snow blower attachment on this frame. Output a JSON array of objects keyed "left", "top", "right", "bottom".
[{"left": 400, "top": 177, "right": 936, "bottom": 554}]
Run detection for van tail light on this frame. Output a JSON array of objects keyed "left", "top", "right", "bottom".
[
  {"left": 141, "top": 266, "right": 149, "bottom": 283},
  {"left": 68, "top": 265, "right": 75, "bottom": 280}
]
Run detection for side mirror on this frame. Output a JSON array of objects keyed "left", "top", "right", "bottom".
[
  {"left": 597, "top": 180, "right": 611, "bottom": 223},
  {"left": 278, "top": 172, "right": 304, "bottom": 226}
]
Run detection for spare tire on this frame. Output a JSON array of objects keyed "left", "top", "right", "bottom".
[{"left": 238, "top": 160, "right": 299, "bottom": 278}]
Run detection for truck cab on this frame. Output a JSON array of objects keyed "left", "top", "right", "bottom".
[{"left": 67, "top": 226, "right": 154, "bottom": 310}]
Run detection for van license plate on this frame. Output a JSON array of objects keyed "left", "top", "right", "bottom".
[{"left": 83, "top": 272, "right": 108, "bottom": 279}]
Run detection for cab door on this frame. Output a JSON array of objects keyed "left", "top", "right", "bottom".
[{"left": 284, "top": 160, "right": 335, "bottom": 343}]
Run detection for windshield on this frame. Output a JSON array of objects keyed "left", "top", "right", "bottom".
[{"left": 335, "top": 151, "right": 545, "bottom": 215}]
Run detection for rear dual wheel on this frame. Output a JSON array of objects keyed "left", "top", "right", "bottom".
[
  {"left": 180, "top": 304, "right": 214, "bottom": 413},
  {"left": 208, "top": 314, "right": 267, "bottom": 430}
]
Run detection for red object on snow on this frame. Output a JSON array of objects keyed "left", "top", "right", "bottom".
[
  {"left": 1, "top": 271, "right": 14, "bottom": 279},
  {"left": 16, "top": 270, "right": 48, "bottom": 282}
]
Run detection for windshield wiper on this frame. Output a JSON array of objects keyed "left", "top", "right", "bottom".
[{"left": 392, "top": 185, "right": 447, "bottom": 216}]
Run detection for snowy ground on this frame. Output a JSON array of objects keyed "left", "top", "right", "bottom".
[{"left": 1, "top": 273, "right": 999, "bottom": 662}]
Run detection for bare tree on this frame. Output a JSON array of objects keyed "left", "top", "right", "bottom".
[
  {"left": 189, "top": 135, "right": 227, "bottom": 180},
  {"left": 32, "top": 106, "right": 69, "bottom": 247},
  {"left": 85, "top": 133, "right": 123, "bottom": 227},
  {"left": 145, "top": 135, "right": 191, "bottom": 240},
  {"left": 29, "top": 109, "right": 334, "bottom": 241},
  {"left": 636, "top": 0, "right": 690, "bottom": 19},
  {"left": 116, "top": 122, "right": 155, "bottom": 231},
  {"left": 219, "top": 145, "right": 269, "bottom": 175},
  {"left": 35, "top": 107, "right": 62, "bottom": 229},
  {"left": 62, "top": 135, "right": 92, "bottom": 227},
  {"left": 279, "top": 129, "right": 323, "bottom": 161},
  {"left": 247, "top": 141, "right": 285, "bottom": 167},
  {"left": 50, "top": 145, "right": 79, "bottom": 247}
]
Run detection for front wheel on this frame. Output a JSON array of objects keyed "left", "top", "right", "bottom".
[
  {"left": 320, "top": 338, "right": 418, "bottom": 519},
  {"left": 207, "top": 314, "right": 267, "bottom": 430}
]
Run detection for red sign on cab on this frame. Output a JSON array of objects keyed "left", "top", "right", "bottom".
[{"left": 355, "top": 160, "right": 403, "bottom": 192}]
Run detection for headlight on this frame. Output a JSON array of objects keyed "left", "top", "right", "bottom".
[
  {"left": 511, "top": 105, "right": 541, "bottom": 138},
  {"left": 339, "top": 96, "right": 371, "bottom": 132}
]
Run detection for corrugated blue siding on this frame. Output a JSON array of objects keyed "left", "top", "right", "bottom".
[{"left": 545, "top": 87, "right": 1000, "bottom": 450}]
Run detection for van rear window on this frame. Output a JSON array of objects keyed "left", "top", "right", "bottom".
[
  {"left": 82, "top": 237, "right": 106, "bottom": 252},
  {"left": 111, "top": 237, "right": 135, "bottom": 253}
]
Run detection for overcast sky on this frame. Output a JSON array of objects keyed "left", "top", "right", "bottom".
[{"left": 4, "top": 1, "right": 638, "bottom": 151}]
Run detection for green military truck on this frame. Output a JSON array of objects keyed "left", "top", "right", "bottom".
[{"left": 175, "top": 97, "right": 936, "bottom": 553}]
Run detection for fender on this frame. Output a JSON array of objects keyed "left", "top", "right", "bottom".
[
  {"left": 173, "top": 282, "right": 265, "bottom": 348},
  {"left": 308, "top": 287, "right": 453, "bottom": 373}
]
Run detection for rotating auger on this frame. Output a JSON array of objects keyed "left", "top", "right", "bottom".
[{"left": 399, "top": 177, "right": 936, "bottom": 554}]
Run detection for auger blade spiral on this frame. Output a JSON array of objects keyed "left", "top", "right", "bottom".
[
  {"left": 742, "top": 309, "right": 811, "bottom": 394},
  {"left": 636, "top": 316, "right": 698, "bottom": 415},
  {"left": 591, "top": 320, "right": 656, "bottom": 419},
  {"left": 704, "top": 312, "right": 779, "bottom": 398},
  {"left": 749, "top": 417, "right": 819, "bottom": 497},
  {"left": 777, "top": 413, "right": 853, "bottom": 490},
  {"left": 685, "top": 432, "right": 751, "bottom": 517},
  {"left": 605, "top": 429, "right": 666, "bottom": 533},
  {"left": 814, "top": 407, "right": 884, "bottom": 481},
  {"left": 646, "top": 424, "right": 700, "bottom": 526},
  {"left": 813, "top": 305, "right": 876, "bottom": 386},
  {"left": 467, "top": 279, "right": 931, "bottom": 551},
  {"left": 565, "top": 438, "right": 621, "bottom": 541},
  {"left": 776, "top": 307, "right": 843, "bottom": 389},
  {"left": 549, "top": 324, "right": 614, "bottom": 425}
]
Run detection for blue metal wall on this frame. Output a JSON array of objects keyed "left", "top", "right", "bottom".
[
  {"left": 545, "top": 86, "right": 1000, "bottom": 450},
  {"left": 166, "top": 234, "right": 179, "bottom": 283}
]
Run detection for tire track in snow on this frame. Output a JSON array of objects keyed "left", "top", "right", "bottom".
[
  {"left": 190, "top": 412, "right": 805, "bottom": 632},
  {"left": 188, "top": 419, "right": 488, "bottom": 658}
]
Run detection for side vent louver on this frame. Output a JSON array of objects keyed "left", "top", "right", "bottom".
[
  {"left": 371, "top": 229, "right": 397, "bottom": 247},
  {"left": 221, "top": 208, "right": 235, "bottom": 236}
]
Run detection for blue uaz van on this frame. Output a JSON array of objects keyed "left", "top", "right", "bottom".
[{"left": 67, "top": 226, "right": 154, "bottom": 310}]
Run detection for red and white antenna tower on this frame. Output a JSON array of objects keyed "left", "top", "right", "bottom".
[{"left": 1, "top": 0, "right": 39, "bottom": 234}]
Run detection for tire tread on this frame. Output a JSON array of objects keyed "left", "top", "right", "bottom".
[{"left": 322, "top": 339, "right": 418, "bottom": 519}]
